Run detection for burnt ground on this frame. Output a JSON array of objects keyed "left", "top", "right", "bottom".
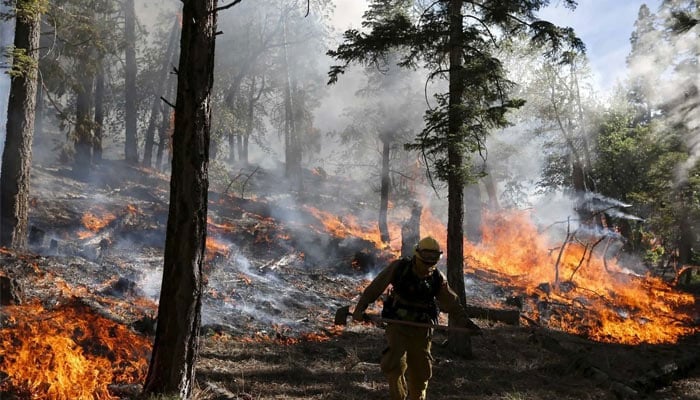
[{"left": 1, "top": 160, "right": 700, "bottom": 400}]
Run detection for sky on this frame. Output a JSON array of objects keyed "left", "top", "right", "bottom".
[{"left": 330, "top": 0, "right": 663, "bottom": 97}]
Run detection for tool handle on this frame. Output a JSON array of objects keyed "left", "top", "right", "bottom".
[{"left": 364, "top": 313, "right": 482, "bottom": 335}]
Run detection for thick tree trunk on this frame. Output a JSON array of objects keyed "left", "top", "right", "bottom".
[
  {"left": 0, "top": 7, "right": 41, "bottom": 249},
  {"left": 142, "top": 0, "right": 217, "bottom": 397},
  {"left": 144, "top": 17, "right": 180, "bottom": 167},
  {"left": 124, "top": 0, "right": 139, "bottom": 164},
  {"left": 73, "top": 71, "right": 94, "bottom": 179},
  {"left": 446, "top": 0, "right": 471, "bottom": 358},
  {"left": 379, "top": 133, "right": 391, "bottom": 243}
]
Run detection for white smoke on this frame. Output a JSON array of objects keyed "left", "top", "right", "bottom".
[{"left": 627, "top": 3, "right": 700, "bottom": 184}]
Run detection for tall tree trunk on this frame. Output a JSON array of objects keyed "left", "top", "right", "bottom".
[
  {"left": 241, "top": 75, "right": 261, "bottom": 166},
  {"left": 228, "top": 131, "right": 236, "bottom": 164},
  {"left": 142, "top": 0, "right": 217, "bottom": 396},
  {"left": 73, "top": 64, "right": 95, "bottom": 180},
  {"left": 144, "top": 17, "right": 180, "bottom": 167},
  {"left": 282, "top": 15, "right": 301, "bottom": 190},
  {"left": 464, "top": 182, "right": 482, "bottom": 243},
  {"left": 156, "top": 78, "right": 176, "bottom": 171},
  {"left": 483, "top": 164, "right": 499, "bottom": 211},
  {"left": 378, "top": 133, "right": 391, "bottom": 243},
  {"left": 0, "top": 5, "right": 41, "bottom": 249},
  {"left": 93, "top": 57, "right": 105, "bottom": 164},
  {"left": 446, "top": 0, "right": 471, "bottom": 358},
  {"left": 124, "top": 0, "right": 139, "bottom": 164},
  {"left": 401, "top": 202, "right": 422, "bottom": 258}
]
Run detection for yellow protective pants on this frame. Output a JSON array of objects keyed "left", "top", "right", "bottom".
[{"left": 380, "top": 323, "right": 433, "bottom": 400}]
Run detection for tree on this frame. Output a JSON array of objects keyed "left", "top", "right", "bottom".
[
  {"left": 0, "top": 0, "right": 45, "bottom": 249},
  {"left": 123, "top": 0, "right": 138, "bottom": 164},
  {"left": 626, "top": 4, "right": 662, "bottom": 125},
  {"left": 141, "top": 0, "right": 218, "bottom": 396},
  {"left": 39, "top": 0, "right": 122, "bottom": 176},
  {"left": 143, "top": 16, "right": 180, "bottom": 168},
  {"left": 328, "top": 0, "right": 582, "bottom": 356}
]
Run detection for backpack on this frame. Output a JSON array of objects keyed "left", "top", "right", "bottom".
[{"left": 381, "top": 258, "right": 442, "bottom": 323}]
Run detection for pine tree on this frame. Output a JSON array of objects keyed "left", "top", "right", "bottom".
[
  {"left": 328, "top": 0, "right": 583, "bottom": 355},
  {"left": 0, "top": 0, "right": 46, "bottom": 249}
]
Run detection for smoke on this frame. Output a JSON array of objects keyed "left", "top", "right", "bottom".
[{"left": 626, "top": 3, "right": 699, "bottom": 184}]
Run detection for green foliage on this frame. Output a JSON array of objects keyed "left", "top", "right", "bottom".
[
  {"left": 1, "top": 0, "right": 48, "bottom": 21},
  {"left": 330, "top": 1, "right": 583, "bottom": 187},
  {"left": 5, "top": 46, "right": 37, "bottom": 78}
]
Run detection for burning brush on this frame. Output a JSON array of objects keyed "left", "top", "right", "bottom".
[{"left": 0, "top": 299, "right": 151, "bottom": 399}]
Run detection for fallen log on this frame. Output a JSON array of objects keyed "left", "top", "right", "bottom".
[
  {"left": 630, "top": 353, "right": 700, "bottom": 393},
  {"left": 464, "top": 304, "right": 520, "bottom": 325}
]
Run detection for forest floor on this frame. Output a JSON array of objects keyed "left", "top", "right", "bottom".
[{"left": 1, "top": 159, "right": 700, "bottom": 400}]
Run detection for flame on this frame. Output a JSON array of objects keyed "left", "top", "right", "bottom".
[
  {"left": 304, "top": 205, "right": 402, "bottom": 251},
  {"left": 82, "top": 211, "right": 116, "bottom": 232},
  {"left": 77, "top": 209, "right": 117, "bottom": 240},
  {"left": 206, "top": 235, "right": 231, "bottom": 261},
  {"left": 419, "top": 209, "right": 698, "bottom": 345},
  {"left": 0, "top": 301, "right": 151, "bottom": 399}
]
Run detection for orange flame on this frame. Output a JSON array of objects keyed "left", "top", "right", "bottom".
[
  {"left": 304, "top": 206, "right": 402, "bottom": 252},
  {"left": 77, "top": 209, "right": 117, "bottom": 239},
  {"left": 420, "top": 209, "right": 698, "bottom": 345},
  {"left": 0, "top": 301, "right": 151, "bottom": 399},
  {"left": 206, "top": 236, "right": 231, "bottom": 262}
]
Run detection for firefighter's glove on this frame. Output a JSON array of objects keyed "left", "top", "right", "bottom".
[{"left": 352, "top": 307, "right": 366, "bottom": 322}]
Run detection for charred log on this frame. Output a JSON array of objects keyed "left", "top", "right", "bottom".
[
  {"left": 463, "top": 304, "right": 520, "bottom": 325},
  {"left": 0, "top": 276, "right": 22, "bottom": 305}
]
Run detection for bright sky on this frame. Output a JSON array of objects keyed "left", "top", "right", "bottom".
[
  {"left": 330, "top": 0, "right": 663, "bottom": 97},
  {"left": 538, "top": 0, "right": 663, "bottom": 95}
]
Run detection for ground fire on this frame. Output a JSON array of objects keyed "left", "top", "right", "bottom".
[
  {"left": 0, "top": 300, "right": 150, "bottom": 399},
  {"left": 1, "top": 164, "right": 698, "bottom": 400}
]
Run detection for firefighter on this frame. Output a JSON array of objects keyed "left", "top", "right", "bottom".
[{"left": 352, "top": 236, "right": 479, "bottom": 400}]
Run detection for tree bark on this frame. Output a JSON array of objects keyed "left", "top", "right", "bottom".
[
  {"left": 0, "top": 5, "right": 41, "bottom": 249},
  {"left": 379, "top": 133, "right": 391, "bottom": 243},
  {"left": 446, "top": 0, "right": 471, "bottom": 358},
  {"left": 73, "top": 67, "right": 94, "bottom": 179},
  {"left": 124, "top": 0, "right": 139, "bottom": 164},
  {"left": 142, "top": 0, "right": 217, "bottom": 397}
]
